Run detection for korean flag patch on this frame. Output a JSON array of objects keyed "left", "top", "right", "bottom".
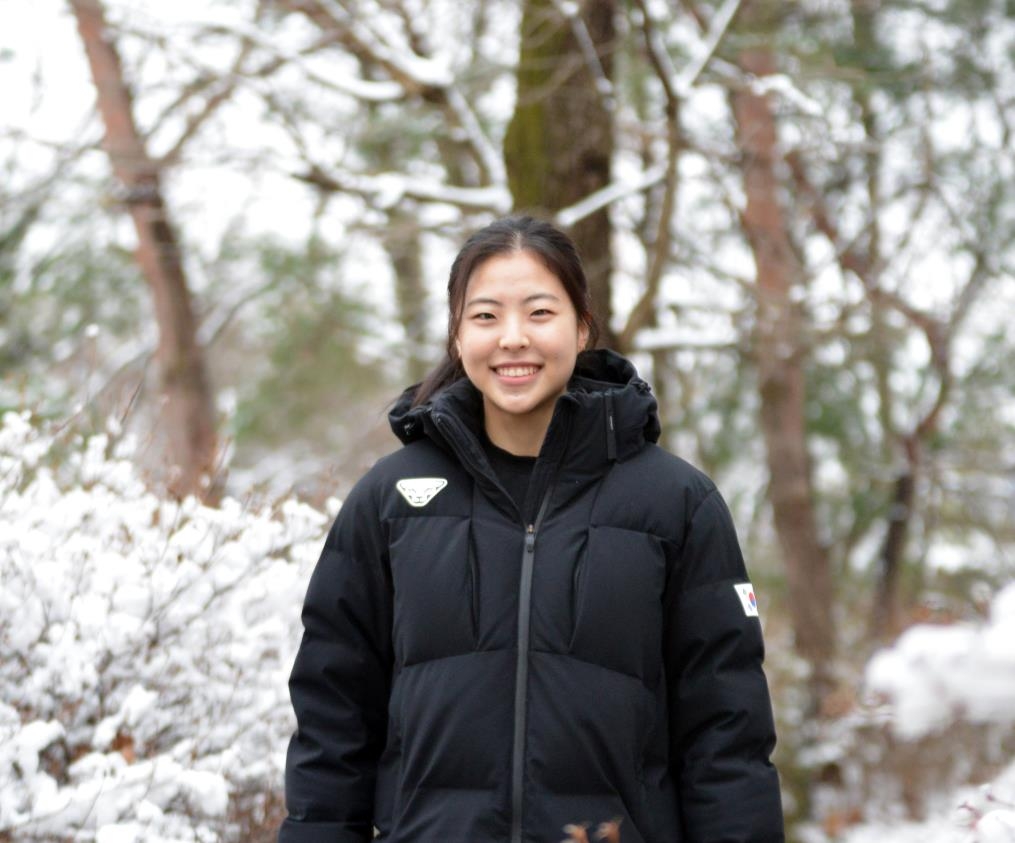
[{"left": 733, "top": 582, "right": 760, "bottom": 618}]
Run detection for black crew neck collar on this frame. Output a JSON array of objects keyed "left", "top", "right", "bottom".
[{"left": 479, "top": 429, "right": 538, "bottom": 464}]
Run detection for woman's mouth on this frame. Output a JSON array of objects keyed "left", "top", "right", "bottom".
[{"left": 495, "top": 365, "right": 540, "bottom": 378}]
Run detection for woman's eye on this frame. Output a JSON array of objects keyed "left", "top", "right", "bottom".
[
  {"left": 532, "top": 308, "right": 553, "bottom": 317},
  {"left": 473, "top": 312, "right": 495, "bottom": 321}
]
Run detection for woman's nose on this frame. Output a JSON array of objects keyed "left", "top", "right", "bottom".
[{"left": 498, "top": 318, "right": 530, "bottom": 349}]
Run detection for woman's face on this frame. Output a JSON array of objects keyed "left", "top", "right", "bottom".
[{"left": 456, "top": 249, "right": 588, "bottom": 441}]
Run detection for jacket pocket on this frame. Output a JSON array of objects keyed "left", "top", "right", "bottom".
[
  {"left": 567, "top": 534, "right": 590, "bottom": 651},
  {"left": 567, "top": 526, "right": 666, "bottom": 680},
  {"left": 466, "top": 524, "right": 480, "bottom": 643}
]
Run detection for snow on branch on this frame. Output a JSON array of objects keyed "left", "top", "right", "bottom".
[
  {"left": 633, "top": 329, "right": 741, "bottom": 353},
  {"left": 635, "top": 0, "right": 743, "bottom": 99},
  {"left": 0, "top": 411, "right": 329, "bottom": 840},
  {"left": 190, "top": 18, "right": 404, "bottom": 102},
  {"left": 552, "top": 0, "right": 614, "bottom": 104},
  {"left": 294, "top": 0, "right": 502, "bottom": 186},
  {"left": 749, "top": 74, "right": 823, "bottom": 116},
  {"left": 443, "top": 86, "right": 507, "bottom": 187},
  {"left": 298, "top": 164, "right": 511, "bottom": 212},
  {"left": 675, "top": 0, "right": 743, "bottom": 96},
  {"left": 555, "top": 162, "right": 667, "bottom": 227},
  {"left": 314, "top": 0, "right": 453, "bottom": 89}
]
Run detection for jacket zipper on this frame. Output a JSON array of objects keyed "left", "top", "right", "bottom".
[
  {"left": 510, "top": 488, "right": 552, "bottom": 843},
  {"left": 431, "top": 411, "right": 555, "bottom": 842}
]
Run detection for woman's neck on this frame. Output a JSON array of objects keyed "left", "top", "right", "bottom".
[{"left": 482, "top": 406, "right": 551, "bottom": 457}]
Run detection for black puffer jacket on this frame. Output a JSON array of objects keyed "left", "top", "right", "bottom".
[{"left": 280, "top": 350, "right": 783, "bottom": 843}]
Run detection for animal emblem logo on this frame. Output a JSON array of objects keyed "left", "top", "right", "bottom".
[
  {"left": 733, "top": 582, "right": 760, "bottom": 618},
  {"left": 396, "top": 477, "right": 448, "bottom": 508}
]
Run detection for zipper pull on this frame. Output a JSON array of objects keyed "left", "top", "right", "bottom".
[{"left": 525, "top": 524, "right": 535, "bottom": 552}]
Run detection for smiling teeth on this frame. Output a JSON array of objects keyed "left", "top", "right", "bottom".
[{"left": 498, "top": 366, "right": 538, "bottom": 377}]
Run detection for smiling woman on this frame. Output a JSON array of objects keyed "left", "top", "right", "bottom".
[
  {"left": 456, "top": 250, "right": 590, "bottom": 456},
  {"left": 278, "top": 216, "right": 785, "bottom": 843}
]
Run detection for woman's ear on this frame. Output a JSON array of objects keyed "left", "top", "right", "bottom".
[{"left": 578, "top": 321, "right": 591, "bottom": 350}]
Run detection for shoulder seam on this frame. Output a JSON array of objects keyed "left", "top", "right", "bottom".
[{"left": 687, "top": 484, "right": 720, "bottom": 525}]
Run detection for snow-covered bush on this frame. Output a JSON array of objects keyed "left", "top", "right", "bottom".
[
  {"left": 784, "top": 585, "right": 1015, "bottom": 842},
  {"left": 839, "top": 759, "right": 1015, "bottom": 843},
  {"left": 0, "top": 411, "right": 330, "bottom": 841},
  {"left": 842, "top": 587, "right": 1015, "bottom": 842},
  {"left": 867, "top": 585, "right": 1015, "bottom": 740}
]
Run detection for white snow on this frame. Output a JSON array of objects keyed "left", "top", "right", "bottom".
[
  {"left": 322, "top": 169, "right": 511, "bottom": 213},
  {"left": 0, "top": 411, "right": 328, "bottom": 841},
  {"left": 840, "top": 592, "right": 1015, "bottom": 842},
  {"left": 556, "top": 162, "right": 667, "bottom": 227},
  {"left": 842, "top": 762, "right": 1015, "bottom": 843},
  {"left": 866, "top": 583, "right": 1015, "bottom": 740},
  {"left": 315, "top": 0, "right": 454, "bottom": 88}
]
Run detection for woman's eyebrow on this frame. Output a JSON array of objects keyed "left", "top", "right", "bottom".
[{"left": 464, "top": 293, "right": 561, "bottom": 307}]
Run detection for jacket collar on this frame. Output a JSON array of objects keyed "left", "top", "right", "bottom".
[{"left": 389, "top": 349, "right": 660, "bottom": 475}]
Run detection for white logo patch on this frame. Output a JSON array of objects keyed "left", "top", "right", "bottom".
[
  {"left": 733, "top": 582, "right": 760, "bottom": 618},
  {"left": 396, "top": 477, "right": 448, "bottom": 508}
]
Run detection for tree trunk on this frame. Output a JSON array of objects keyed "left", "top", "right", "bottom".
[
  {"left": 70, "top": 0, "right": 218, "bottom": 501},
  {"left": 382, "top": 208, "right": 429, "bottom": 384},
  {"left": 871, "top": 437, "right": 919, "bottom": 640},
  {"left": 730, "top": 41, "right": 837, "bottom": 706},
  {"left": 503, "top": 0, "right": 617, "bottom": 347}
]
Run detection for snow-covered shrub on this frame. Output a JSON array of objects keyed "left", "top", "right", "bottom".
[
  {"left": 867, "top": 585, "right": 1015, "bottom": 740},
  {"left": 0, "top": 411, "right": 330, "bottom": 841},
  {"left": 840, "top": 761, "right": 1015, "bottom": 843},
  {"left": 783, "top": 586, "right": 1015, "bottom": 842},
  {"left": 841, "top": 588, "right": 1015, "bottom": 842}
]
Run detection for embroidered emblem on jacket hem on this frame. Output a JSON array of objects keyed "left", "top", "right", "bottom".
[{"left": 396, "top": 477, "right": 448, "bottom": 507}]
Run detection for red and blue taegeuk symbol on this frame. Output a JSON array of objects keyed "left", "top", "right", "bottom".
[{"left": 748, "top": 590, "right": 757, "bottom": 610}]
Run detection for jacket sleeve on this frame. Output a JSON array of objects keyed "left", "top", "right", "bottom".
[
  {"left": 278, "top": 475, "right": 394, "bottom": 843},
  {"left": 663, "top": 487, "right": 784, "bottom": 843}
]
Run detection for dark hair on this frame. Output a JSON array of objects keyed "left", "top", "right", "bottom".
[{"left": 412, "top": 215, "right": 600, "bottom": 407}]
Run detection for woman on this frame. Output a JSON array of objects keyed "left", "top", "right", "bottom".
[{"left": 279, "top": 216, "right": 784, "bottom": 843}]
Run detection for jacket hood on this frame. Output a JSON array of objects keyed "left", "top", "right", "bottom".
[{"left": 389, "top": 349, "right": 660, "bottom": 468}]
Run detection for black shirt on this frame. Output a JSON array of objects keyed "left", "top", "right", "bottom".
[{"left": 480, "top": 432, "right": 536, "bottom": 516}]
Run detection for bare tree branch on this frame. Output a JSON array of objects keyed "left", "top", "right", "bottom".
[
  {"left": 554, "top": 163, "right": 667, "bottom": 227},
  {"left": 286, "top": 0, "right": 503, "bottom": 185},
  {"left": 677, "top": 0, "right": 743, "bottom": 94},
  {"left": 296, "top": 164, "right": 511, "bottom": 212},
  {"left": 617, "top": 0, "right": 686, "bottom": 351},
  {"left": 552, "top": 0, "right": 615, "bottom": 109}
]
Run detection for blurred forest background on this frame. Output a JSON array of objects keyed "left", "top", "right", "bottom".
[{"left": 2, "top": 0, "right": 1014, "bottom": 841}]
